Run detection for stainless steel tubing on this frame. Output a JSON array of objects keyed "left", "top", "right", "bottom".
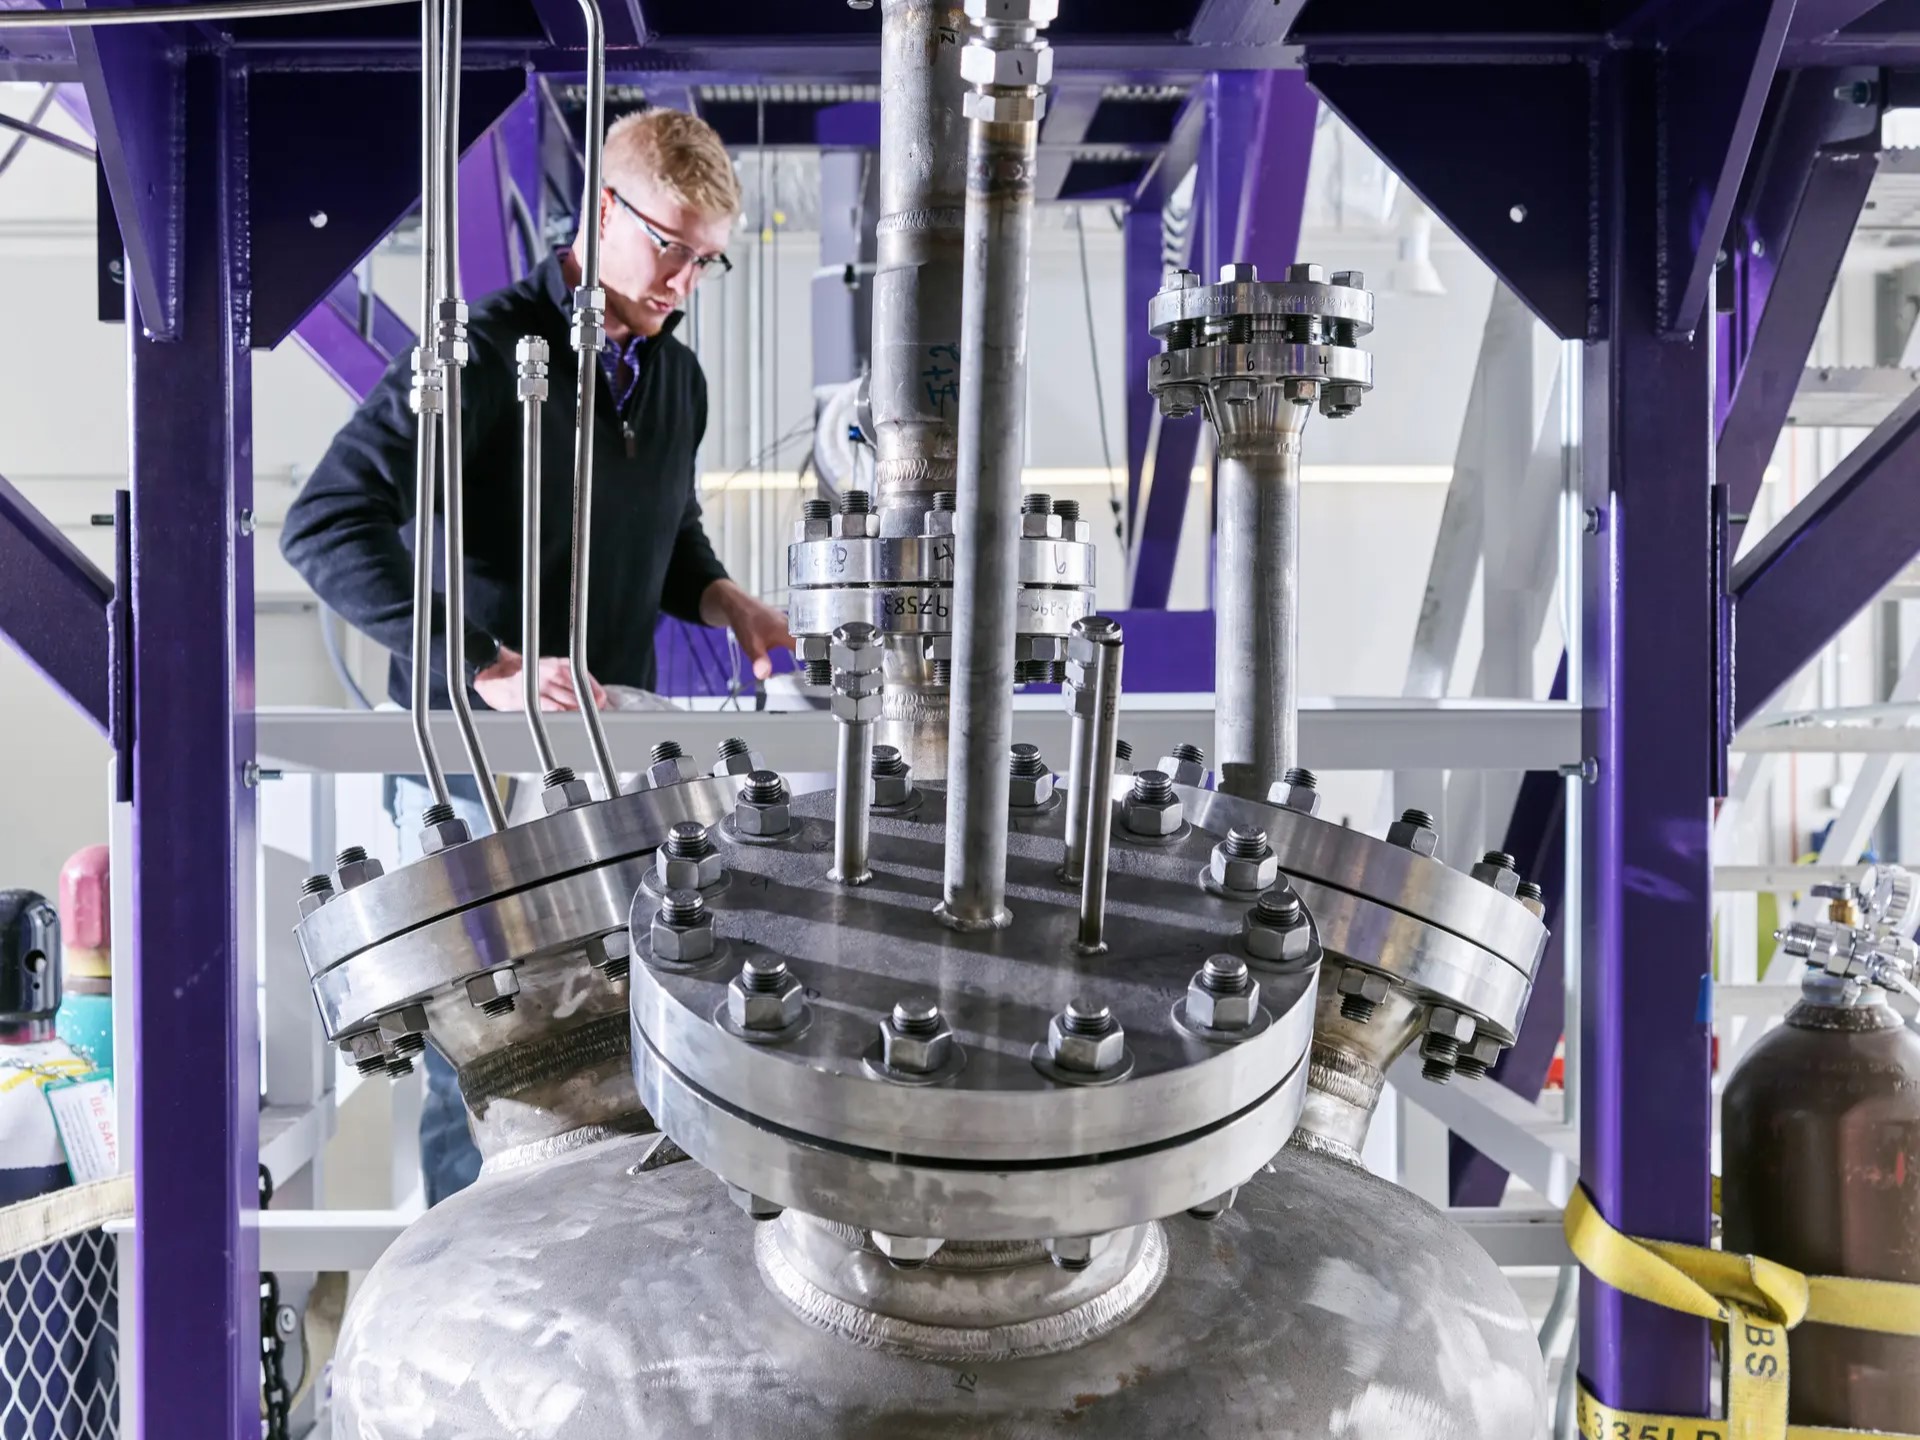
[
  {"left": 566, "top": 0, "right": 620, "bottom": 799},
  {"left": 433, "top": 0, "right": 506, "bottom": 834},
  {"left": 1059, "top": 613, "right": 1120, "bottom": 885},
  {"left": 1075, "top": 618, "right": 1124, "bottom": 951},
  {"left": 405, "top": 0, "right": 451, "bottom": 811},
  {"left": 1214, "top": 425, "right": 1304, "bottom": 801},
  {"left": 516, "top": 337, "right": 558, "bottom": 775},
  {"left": 938, "top": 4, "right": 1052, "bottom": 930},
  {"left": 829, "top": 623, "right": 883, "bottom": 887},
  {"left": 871, "top": 0, "right": 967, "bottom": 532}
]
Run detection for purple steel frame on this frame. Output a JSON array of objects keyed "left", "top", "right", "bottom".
[{"left": 0, "top": 471, "right": 112, "bottom": 733}]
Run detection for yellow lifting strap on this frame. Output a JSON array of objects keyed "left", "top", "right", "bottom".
[{"left": 1562, "top": 1184, "right": 1920, "bottom": 1440}]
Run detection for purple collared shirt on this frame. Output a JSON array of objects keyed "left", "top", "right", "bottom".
[{"left": 601, "top": 330, "right": 649, "bottom": 414}]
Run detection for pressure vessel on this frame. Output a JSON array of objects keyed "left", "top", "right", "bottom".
[
  {"left": 332, "top": 1128, "right": 1545, "bottom": 1438},
  {"left": 1722, "top": 975, "right": 1920, "bottom": 1430}
]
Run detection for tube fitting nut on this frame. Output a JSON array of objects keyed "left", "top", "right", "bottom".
[
  {"left": 962, "top": 89, "right": 1046, "bottom": 124},
  {"left": 959, "top": 38, "right": 1054, "bottom": 89}
]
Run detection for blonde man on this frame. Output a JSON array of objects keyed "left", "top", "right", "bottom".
[{"left": 281, "top": 107, "right": 791, "bottom": 1203}]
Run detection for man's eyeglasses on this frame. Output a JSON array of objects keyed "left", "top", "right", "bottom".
[{"left": 608, "top": 188, "right": 733, "bottom": 277}]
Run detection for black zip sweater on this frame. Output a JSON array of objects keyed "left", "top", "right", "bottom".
[{"left": 281, "top": 254, "right": 729, "bottom": 709}]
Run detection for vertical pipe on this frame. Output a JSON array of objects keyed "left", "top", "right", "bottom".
[
  {"left": 517, "top": 337, "right": 558, "bottom": 775},
  {"left": 1075, "top": 619, "right": 1124, "bottom": 951},
  {"left": 407, "top": 0, "right": 451, "bottom": 809},
  {"left": 433, "top": 0, "right": 506, "bottom": 833},
  {"left": 1059, "top": 671, "right": 1094, "bottom": 885},
  {"left": 1214, "top": 425, "right": 1304, "bottom": 801},
  {"left": 566, "top": 0, "right": 619, "bottom": 798},
  {"left": 939, "top": 7, "right": 1052, "bottom": 929},
  {"left": 831, "top": 622, "right": 881, "bottom": 884}
]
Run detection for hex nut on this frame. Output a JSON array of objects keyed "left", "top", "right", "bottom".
[
  {"left": 1121, "top": 792, "right": 1183, "bottom": 837},
  {"left": 419, "top": 813, "right": 472, "bottom": 855},
  {"left": 1219, "top": 262, "right": 1259, "bottom": 284},
  {"left": 1157, "top": 384, "right": 1204, "bottom": 418},
  {"left": 833, "top": 512, "right": 879, "bottom": 539},
  {"left": 1214, "top": 376, "right": 1259, "bottom": 406},
  {"left": 880, "top": 1012, "right": 955, "bottom": 1074},
  {"left": 541, "top": 773, "right": 594, "bottom": 812},
  {"left": 727, "top": 1184, "right": 782, "bottom": 1222},
  {"left": 656, "top": 846, "right": 725, "bottom": 890},
  {"left": 923, "top": 509, "right": 956, "bottom": 537},
  {"left": 1243, "top": 909, "right": 1315, "bottom": 964},
  {"left": 958, "top": 39, "right": 1054, "bottom": 89},
  {"left": 872, "top": 769, "right": 914, "bottom": 808},
  {"left": 963, "top": 89, "right": 1045, "bottom": 124},
  {"left": 1156, "top": 751, "right": 1207, "bottom": 788},
  {"left": 735, "top": 796, "right": 792, "bottom": 837},
  {"left": 376, "top": 1004, "right": 429, "bottom": 1045},
  {"left": 1470, "top": 857, "right": 1524, "bottom": 898},
  {"left": 341, "top": 1030, "right": 385, "bottom": 1072},
  {"left": 1009, "top": 769, "right": 1055, "bottom": 808},
  {"left": 831, "top": 690, "right": 885, "bottom": 723},
  {"left": 1062, "top": 680, "right": 1099, "bottom": 717},
  {"left": 727, "top": 969, "right": 806, "bottom": 1031},
  {"left": 797, "top": 634, "right": 832, "bottom": 665},
  {"left": 1268, "top": 776, "right": 1321, "bottom": 815},
  {"left": 648, "top": 754, "right": 704, "bottom": 788},
  {"left": 1386, "top": 815, "right": 1440, "bottom": 857},
  {"left": 296, "top": 885, "right": 333, "bottom": 919},
  {"left": 650, "top": 910, "right": 716, "bottom": 963},
  {"left": 1044, "top": 1232, "right": 1113, "bottom": 1269},
  {"left": 712, "top": 746, "right": 767, "bottom": 777},
  {"left": 1019, "top": 509, "right": 1064, "bottom": 539},
  {"left": 793, "top": 514, "right": 833, "bottom": 542},
  {"left": 1463, "top": 1035, "right": 1503, "bottom": 1071},
  {"left": 1209, "top": 838, "right": 1279, "bottom": 894},
  {"left": 1336, "top": 966, "right": 1392, "bottom": 1007},
  {"left": 335, "top": 853, "right": 385, "bottom": 891},
  {"left": 870, "top": 1231, "right": 945, "bottom": 1266},
  {"left": 1047, "top": 1014, "right": 1126, "bottom": 1074},
  {"left": 1187, "top": 967, "right": 1261, "bottom": 1030},
  {"left": 1426, "top": 1006, "right": 1477, "bottom": 1044},
  {"left": 465, "top": 968, "right": 520, "bottom": 1010},
  {"left": 964, "top": 0, "right": 1060, "bottom": 23},
  {"left": 830, "top": 631, "right": 885, "bottom": 675}
]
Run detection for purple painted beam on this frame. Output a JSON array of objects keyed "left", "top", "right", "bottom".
[
  {"left": 0, "top": 472, "right": 112, "bottom": 733},
  {"left": 70, "top": 28, "right": 181, "bottom": 336},
  {"left": 460, "top": 126, "right": 516, "bottom": 298},
  {"left": 1124, "top": 205, "right": 1201, "bottom": 608},
  {"left": 1657, "top": 0, "right": 1796, "bottom": 337},
  {"left": 1733, "top": 384, "right": 1920, "bottom": 724},
  {"left": 295, "top": 290, "right": 401, "bottom": 402},
  {"left": 1579, "top": 51, "right": 1716, "bottom": 1418},
  {"left": 1234, "top": 70, "right": 1316, "bottom": 281},
  {"left": 1308, "top": 59, "right": 1596, "bottom": 339},
  {"left": 128, "top": 52, "right": 258, "bottom": 1439}
]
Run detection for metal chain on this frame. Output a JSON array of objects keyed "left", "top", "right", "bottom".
[{"left": 258, "top": 1164, "right": 292, "bottom": 1440}]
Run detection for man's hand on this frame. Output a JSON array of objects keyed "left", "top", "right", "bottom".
[
  {"left": 473, "top": 645, "right": 608, "bottom": 711},
  {"left": 700, "top": 578, "right": 796, "bottom": 681}
]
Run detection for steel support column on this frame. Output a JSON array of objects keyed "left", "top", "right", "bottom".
[
  {"left": 128, "top": 52, "right": 258, "bottom": 1438},
  {"left": 0, "top": 472, "right": 112, "bottom": 732},
  {"left": 1733, "top": 384, "right": 1920, "bottom": 724},
  {"left": 1123, "top": 204, "right": 1201, "bottom": 606},
  {"left": 1579, "top": 53, "right": 1716, "bottom": 1417}
]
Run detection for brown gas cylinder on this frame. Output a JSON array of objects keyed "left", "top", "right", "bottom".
[{"left": 1722, "top": 974, "right": 1920, "bottom": 1430}]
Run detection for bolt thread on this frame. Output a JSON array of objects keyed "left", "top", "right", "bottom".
[
  {"left": 1398, "top": 808, "right": 1436, "bottom": 830},
  {"left": 1423, "top": 1034, "right": 1461, "bottom": 1064},
  {"left": 1061, "top": 1000, "right": 1113, "bottom": 1037},
  {"left": 931, "top": 490, "right": 957, "bottom": 512},
  {"left": 1040, "top": 660, "right": 1066, "bottom": 685},
  {"left": 1481, "top": 851, "right": 1518, "bottom": 872},
  {"left": 1166, "top": 319, "right": 1199, "bottom": 350},
  {"left": 871, "top": 745, "right": 908, "bottom": 778},
  {"left": 650, "top": 740, "right": 685, "bottom": 765},
  {"left": 1012, "top": 659, "right": 1037, "bottom": 685},
  {"left": 353, "top": 1053, "right": 387, "bottom": 1077},
  {"left": 660, "top": 892, "right": 707, "bottom": 926},
  {"left": 1453, "top": 1054, "right": 1491, "bottom": 1080},
  {"left": 1115, "top": 739, "right": 1133, "bottom": 764},
  {"left": 384, "top": 1056, "right": 415, "bottom": 1078},
  {"left": 542, "top": 766, "right": 578, "bottom": 790},
  {"left": 929, "top": 658, "right": 952, "bottom": 686},
  {"left": 665, "top": 821, "right": 714, "bottom": 859},
  {"left": 1283, "top": 766, "right": 1318, "bottom": 789},
  {"left": 1517, "top": 880, "right": 1545, "bottom": 903},
  {"left": 598, "top": 955, "right": 631, "bottom": 982},
  {"left": 717, "top": 737, "right": 752, "bottom": 760},
  {"left": 391, "top": 1031, "right": 427, "bottom": 1058},
  {"left": 1224, "top": 826, "right": 1269, "bottom": 859},
  {"left": 481, "top": 994, "right": 516, "bottom": 1018},
  {"left": 742, "top": 770, "right": 788, "bottom": 805},
  {"left": 1021, "top": 491, "right": 1053, "bottom": 515},
  {"left": 1339, "top": 994, "right": 1377, "bottom": 1024},
  {"left": 1201, "top": 955, "right": 1250, "bottom": 993},
  {"left": 892, "top": 1000, "right": 941, "bottom": 1035},
  {"left": 802, "top": 498, "right": 832, "bottom": 521},
  {"left": 1256, "top": 887, "right": 1302, "bottom": 926},
  {"left": 1171, "top": 742, "right": 1206, "bottom": 767},
  {"left": 334, "top": 845, "right": 369, "bottom": 868},
  {"left": 1422, "top": 1056, "right": 1456, "bottom": 1084},
  {"left": 299, "top": 874, "right": 333, "bottom": 897},
  {"left": 742, "top": 958, "right": 790, "bottom": 993},
  {"left": 1051, "top": 498, "right": 1080, "bottom": 523},
  {"left": 840, "top": 489, "right": 873, "bottom": 515},
  {"left": 1009, "top": 743, "right": 1048, "bottom": 778},
  {"left": 420, "top": 803, "right": 456, "bottom": 828},
  {"left": 1131, "top": 769, "right": 1174, "bottom": 805},
  {"left": 804, "top": 658, "right": 834, "bottom": 687}
]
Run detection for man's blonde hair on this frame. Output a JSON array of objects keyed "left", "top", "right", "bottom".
[{"left": 604, "top": 108, "right": 741, "bottom": 220}]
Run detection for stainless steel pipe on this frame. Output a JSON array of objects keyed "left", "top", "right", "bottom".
[
  {"left": 829, "top": 624, "right": 883, "bottom": 886},
  {"left": 405, "top": 0, "right": 451, "bottom": 811},
  {"left": 1075, "top": 618, "right": 1124, "bottom": 952},
  {"left": 566, "top": 0, "right": 619, "bottom": 799},
  {"left": 433, "top": 0, "right": 506, "bottom": 834},
  {"left": 1214, "top": 418, "right": 1305, "bottom": 801},
  {"left": 937, "top": 4, "right": 1053, "bottom": 930},
  {"left": 1059, "top": 614, "right": 1121, "bottom": 885},
  {"left": 516, "top": 337, "right": 559, "bottom": 776}
]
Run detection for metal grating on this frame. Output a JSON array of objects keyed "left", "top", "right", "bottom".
[
  {"left": 697, "top": 84, "right": 880, "bottom": 106},
  {"left": 1785, "top": 366, "right": 1920, "bottom": 429}
]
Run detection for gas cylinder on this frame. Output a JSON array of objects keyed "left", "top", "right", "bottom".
[
  {"left": 1722, "top": 881, "right": 1920, "bottom": 1431},
  {"left": 0, "top": 889, "right": 85, "bottom": 1206},
  {"left": 54, "top": 846, "right": 113, "bottom": 1070}
]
